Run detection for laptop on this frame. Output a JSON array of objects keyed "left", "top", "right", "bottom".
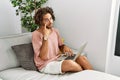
[{"left": 57, "top": 42, "right": 87, "bottom": 61}]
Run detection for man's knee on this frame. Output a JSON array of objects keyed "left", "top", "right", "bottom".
[
  {"left": 62, "top": 60, "right": 82, "bottom": 72},
  {"left": 76, "top": 56, "right": 93, "bottom": 70}
]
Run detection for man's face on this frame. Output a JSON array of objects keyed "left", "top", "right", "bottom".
[{"left": 42, "top": 13, "right": 53, "bottom": 29}]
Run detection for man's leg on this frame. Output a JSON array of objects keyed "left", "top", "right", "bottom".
[
  {"left": 75, "top": 55, "right": 93, "bottom": 70},
  {"left": 61, "top": 60, "right": 83, "bottom": 72}
]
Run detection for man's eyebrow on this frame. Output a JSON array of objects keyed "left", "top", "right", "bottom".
[
  {"left": 42, "top": 17, "right": 46, "bottom": 19},
  {"left": 44, "top": 18, "right": 49, "bottom": 19},
  {"left": 44, "top": 18, "right": 49, "bottom": 20}
]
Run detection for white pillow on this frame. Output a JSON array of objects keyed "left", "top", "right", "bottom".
[{"left": 0, "top": 33, "right": 32, "bottom": 71}]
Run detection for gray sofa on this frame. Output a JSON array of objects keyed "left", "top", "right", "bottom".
[{"left": 0, "top": 32, "right": 120, "bottom": 80}]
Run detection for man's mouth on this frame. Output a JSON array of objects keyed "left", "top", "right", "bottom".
[
  {"left": 46, "top": 25, "right": 52, "bottom": 29},
  {"left": 46, "top": 24, "right": 53, "bottom": 29}
]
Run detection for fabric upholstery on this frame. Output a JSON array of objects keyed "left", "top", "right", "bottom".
[
  {"left": 11, "top": 43, "right": 37, "bottom": 71},
  {"left": 0, "top": 33, "right": 32, "bottom": 71}
]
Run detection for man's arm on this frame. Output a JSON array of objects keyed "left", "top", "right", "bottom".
[
  {"left": 59, "top": 44, "right": 73, "bottom": 56},
  {"left": 39, "top": 24, "right": 50, "bottom": 60},
  {"left": 39, "top": 39, "right": 49, "bottom": 60}
]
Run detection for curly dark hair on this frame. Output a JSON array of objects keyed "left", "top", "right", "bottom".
[{"left": 34, "top": 6, "right": 55, "bottom": 26}]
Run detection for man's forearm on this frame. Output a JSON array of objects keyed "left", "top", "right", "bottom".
[{"left": 39, "top": 39, "right": 49, "bottom": 60}]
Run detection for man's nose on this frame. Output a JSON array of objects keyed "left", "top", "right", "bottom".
[{"left": 49, "top": 19, "right": 53, "bottom": 24}]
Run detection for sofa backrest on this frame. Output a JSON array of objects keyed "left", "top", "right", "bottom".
[{"left": 0, "top": 33, "right": 32, "bottom": 71}]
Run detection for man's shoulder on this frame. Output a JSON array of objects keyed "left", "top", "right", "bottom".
[
  {"left": 32, "top": 30, "right": 38, "bottom": 35},
  {"left": 32, "top": 30, "right": 43, "bottom": 37},
  {"left": 52, "top": 28, "right": 59, "bottom": 33}
]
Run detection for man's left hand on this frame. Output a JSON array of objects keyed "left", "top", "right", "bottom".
[{"left": 63, "top": 46, "right": 73, "bottom": 56}]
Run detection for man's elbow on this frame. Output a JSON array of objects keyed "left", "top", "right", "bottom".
[{"left": 40, "top": 55, "right": 49, "bottom": 60}]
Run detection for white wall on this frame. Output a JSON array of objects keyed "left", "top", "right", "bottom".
[
  {"left": 105, "top": 0, "right": 120, "bottom": 76},
  {"left": 44, "top": 0, "right": 112, "bottom": 72},
  {"left": 0, "top": 0, "right": 21, "bottom": 37}
]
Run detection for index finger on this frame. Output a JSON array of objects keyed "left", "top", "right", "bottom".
[{"left": 44, "top": 23, "right": 47, "bottom": 29}]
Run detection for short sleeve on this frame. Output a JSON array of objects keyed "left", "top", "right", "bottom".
[
  {"left": 32, "top": 31, "right": 43, "bottom": 57},
  {"left": 54, "top": 29, "right": 64, "bottom": 46}
]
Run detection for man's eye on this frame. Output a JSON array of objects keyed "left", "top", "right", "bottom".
[{"left": 44, "top": 19, "right": 49, "bottom": 22}]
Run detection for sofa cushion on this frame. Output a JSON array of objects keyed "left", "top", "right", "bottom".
[
  {"left": 11, "top": 43, "right": 37, "bottom": 71},
  {"left": 0, "top": 68, "right": 43, "bottom": 80},
  {"left": 0, "top": 68, "right": 120, "bottom": 80},
  {"left": 0, "top": 33, "right": 32, "bottom": 71}
]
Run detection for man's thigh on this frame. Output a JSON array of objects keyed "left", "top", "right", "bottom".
[{"left": 40, "top": 60, "right": 64, "bottom": 74}]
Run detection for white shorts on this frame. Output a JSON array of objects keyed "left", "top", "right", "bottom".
[{"left": 39, "top": 60, "right": 64, "bottom": 74}]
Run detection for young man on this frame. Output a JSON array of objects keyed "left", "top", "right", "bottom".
[{"left": 32, "top": 6, "right": 93, "bottom": 74}]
